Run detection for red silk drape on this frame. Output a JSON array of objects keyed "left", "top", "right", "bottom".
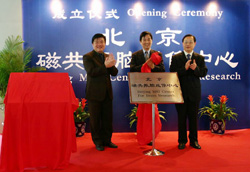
[
  {"left": 136, "top": 52, "right": 162, "bottom": 145},
  {"left": 0, "top": 73, "right": 78, "bottom": 172}
]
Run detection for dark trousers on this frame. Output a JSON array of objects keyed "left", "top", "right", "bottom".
[
  {"left": 175, "top": 99, "right": 200, "bottom": 144},
  {"left": 88, "top": 93, "right": 113, "bottom": 146}
]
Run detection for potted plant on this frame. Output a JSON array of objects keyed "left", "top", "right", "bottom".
[
  {"left": 74, "top": 98, "right": 90, "bottom": 137},
  {"left": 0, "top": 35, "right": 45, "bottom": 98},
  {"left": 126, "top": 105, "right": 167, "bottom": 128},
  {"left": 199, "top": 95, "right": 238, "bottom": 134}
]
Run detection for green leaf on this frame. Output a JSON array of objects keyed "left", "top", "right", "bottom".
[
  {"left": 0, "top": 35, "right": 46, "bottom": 98},
  {"left": 125, "top": 105, "right": 167, "bottom": 128},
  {"left": 199, "top": 95, "right": 238, "bottom": 122}
]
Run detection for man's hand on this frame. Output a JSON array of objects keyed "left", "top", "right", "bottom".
[
  {"left": 190, "top": 59, "right": 197, "bottom": 70},
  {"left": 146, "top": 59, "right": 155, "bottom": 69},
  {"left": 105, "top": 53, "right": 116, "bottom": 68},
  {"left": 185, "top": 59, "right": 191, "bottom": 70}
]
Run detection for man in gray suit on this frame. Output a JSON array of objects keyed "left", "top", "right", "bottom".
[
  {"left": 83, "top": 33, "right": 118, "bottom": 151},
  {"left": 170, "top": 34, "right": 208, "bottom": 150}
]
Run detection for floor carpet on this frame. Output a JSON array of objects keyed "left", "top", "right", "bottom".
[{"left": 3, "top": 129, "right": 250, "bottom": 172}]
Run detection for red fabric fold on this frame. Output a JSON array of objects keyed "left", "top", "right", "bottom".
[
  {"left": 136, "top": 52, "right": 162, "bottom": 145},
  {"left": 136, "top": 104, "right": 162, "bottom": 145},
  {"left": 0, "top": 73, "right": 78, "bottom": 171}
]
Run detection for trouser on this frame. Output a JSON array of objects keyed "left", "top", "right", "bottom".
[
  {"left": 88, "top": 94, "right": 113, "bottom": 146},
  {"left": 175, "top": 99, "right": 200, "bottom": 144}
]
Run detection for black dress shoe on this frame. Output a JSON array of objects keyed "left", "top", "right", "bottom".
[
  {"left": 96, "top": 145, "right": 104, "bottom": 151},
  {"left": 106, "top": 142, "right": 118, "bottom": 148},
  {"left": 178, "top": 143, "right": 186, "bottom": 149},
  {"left": 190, "top": 142, "right": 201, "bottom": 149}
]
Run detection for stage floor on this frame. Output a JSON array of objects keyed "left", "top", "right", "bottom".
[{"left": 1, "top": 129, "right": 248, "bottom": 172}]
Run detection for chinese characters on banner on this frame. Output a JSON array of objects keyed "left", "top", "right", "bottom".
[{"left": 36, "top": 27, "right": 239, "bottom": 71}]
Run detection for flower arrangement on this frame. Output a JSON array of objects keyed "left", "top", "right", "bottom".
[
  {"left": 199, "top": 95, "right": 238, "bottom": 124},
  {"left": 74, "top": 98, "right": 90, "bottom": 123}
]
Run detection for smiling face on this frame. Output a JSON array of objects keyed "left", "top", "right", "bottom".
[
  {"left": 182, "top": 36, "right": 196, "bottom": 53},
  {"left": 140, "top": 34, "right": 152, "bottom": 51},
  {"left": 92, "top": 37, "right": 106, "bottom": 53}
]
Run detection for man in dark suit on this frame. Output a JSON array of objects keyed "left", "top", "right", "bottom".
[
  {"left": 130, "top": 31, "right": 165, "bottom": 72},
  {"left": 170, "top": 34, "right": 208, "bottom": 150},
  {"left": 130, "top": 31, "right": 165, "bottom": 145},
  {"left": 83, "top": 33, "right": 118, "bottom": 151}
]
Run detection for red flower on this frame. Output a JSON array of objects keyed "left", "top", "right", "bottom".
[
  {"left": 208, "top": 95, "right": 213, "bottom": 103},
  {"left": 81, "top": 98, "right": 87, "bottom": 111},
  {"left": 220, "top": 95, "right": 228, "bottom": 104}
]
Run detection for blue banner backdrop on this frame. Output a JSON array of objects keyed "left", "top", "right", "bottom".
[{"left": 23, "top": 0, "right": 250, "bottom": 132}]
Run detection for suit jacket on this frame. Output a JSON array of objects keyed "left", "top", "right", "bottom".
[
  {"left": 130, "top": 49, "right": 165, "bottom": 72},
  {"left": 83, "top": 50, "right": 118, "bottom": 101},
  {"left": 170, "top": 51, "right": 208, "bottom": 101}
]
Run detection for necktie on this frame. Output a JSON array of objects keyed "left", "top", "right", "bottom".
[
  {"left": 145, "top": 51, "right": 149, "bottom": 60},
  {"left": 187, "top": 54, "right": 191, "bottom": 60},
  {"left": 99, "top": 53, "right": 104, "bottom": 63}
]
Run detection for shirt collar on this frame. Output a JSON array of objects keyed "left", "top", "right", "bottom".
[
  {"left": 143, "top": 49, "right": 151, "bottom": 54},
  {"left": 184, "top": 50, "right": 193, "bottom": 57},
  {"left": 94, "top": 50, "right": 104, "bottom": 56}
]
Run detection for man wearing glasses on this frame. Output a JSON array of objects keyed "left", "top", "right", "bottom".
[{"left": 170, "top": 34, "right": 208, "bottom": 150}]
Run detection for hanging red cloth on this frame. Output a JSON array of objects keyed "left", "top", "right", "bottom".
[{"left": 136, "top": 52, "right": 162, "bottom": 145}]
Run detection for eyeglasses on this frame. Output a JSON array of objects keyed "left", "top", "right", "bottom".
[
  {"left": 183, "top": 41, "right": 194, "bottom": 44},
  {"left": 141, "top": 38, "right": 152, "bottom": 42},
  {"left": 93, "top": 40, "right": 105, "bottom": 44}
]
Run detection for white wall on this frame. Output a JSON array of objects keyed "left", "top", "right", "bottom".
[
  {"left": 0, "top": 0, "right": 22, "bottom": 133},
  {"left": 0, "top": 0, "right": 22, "bottom": 50}
]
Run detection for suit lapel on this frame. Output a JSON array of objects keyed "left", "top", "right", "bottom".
[
  {"left": 139, "top": 50, "right": 146, "bottom": 63},
  {"left": 140, "top": 49, "right": 144, "bottom": 57},
  {"left": 192, "top": 52, "right": 198, "bottom": 61},
  {"left": 92, "top": 50, "right": 103, "bottom": 65},
  {"left": 181, "top": 51, "right": 187, "bottom": 63},
  {"left": 149, "top": 50, "right": 155, "bottom": 57}
]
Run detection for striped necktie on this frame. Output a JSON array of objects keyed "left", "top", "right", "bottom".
[{"left": 145, "top": 51, "right": 149, "bottom": 60}]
